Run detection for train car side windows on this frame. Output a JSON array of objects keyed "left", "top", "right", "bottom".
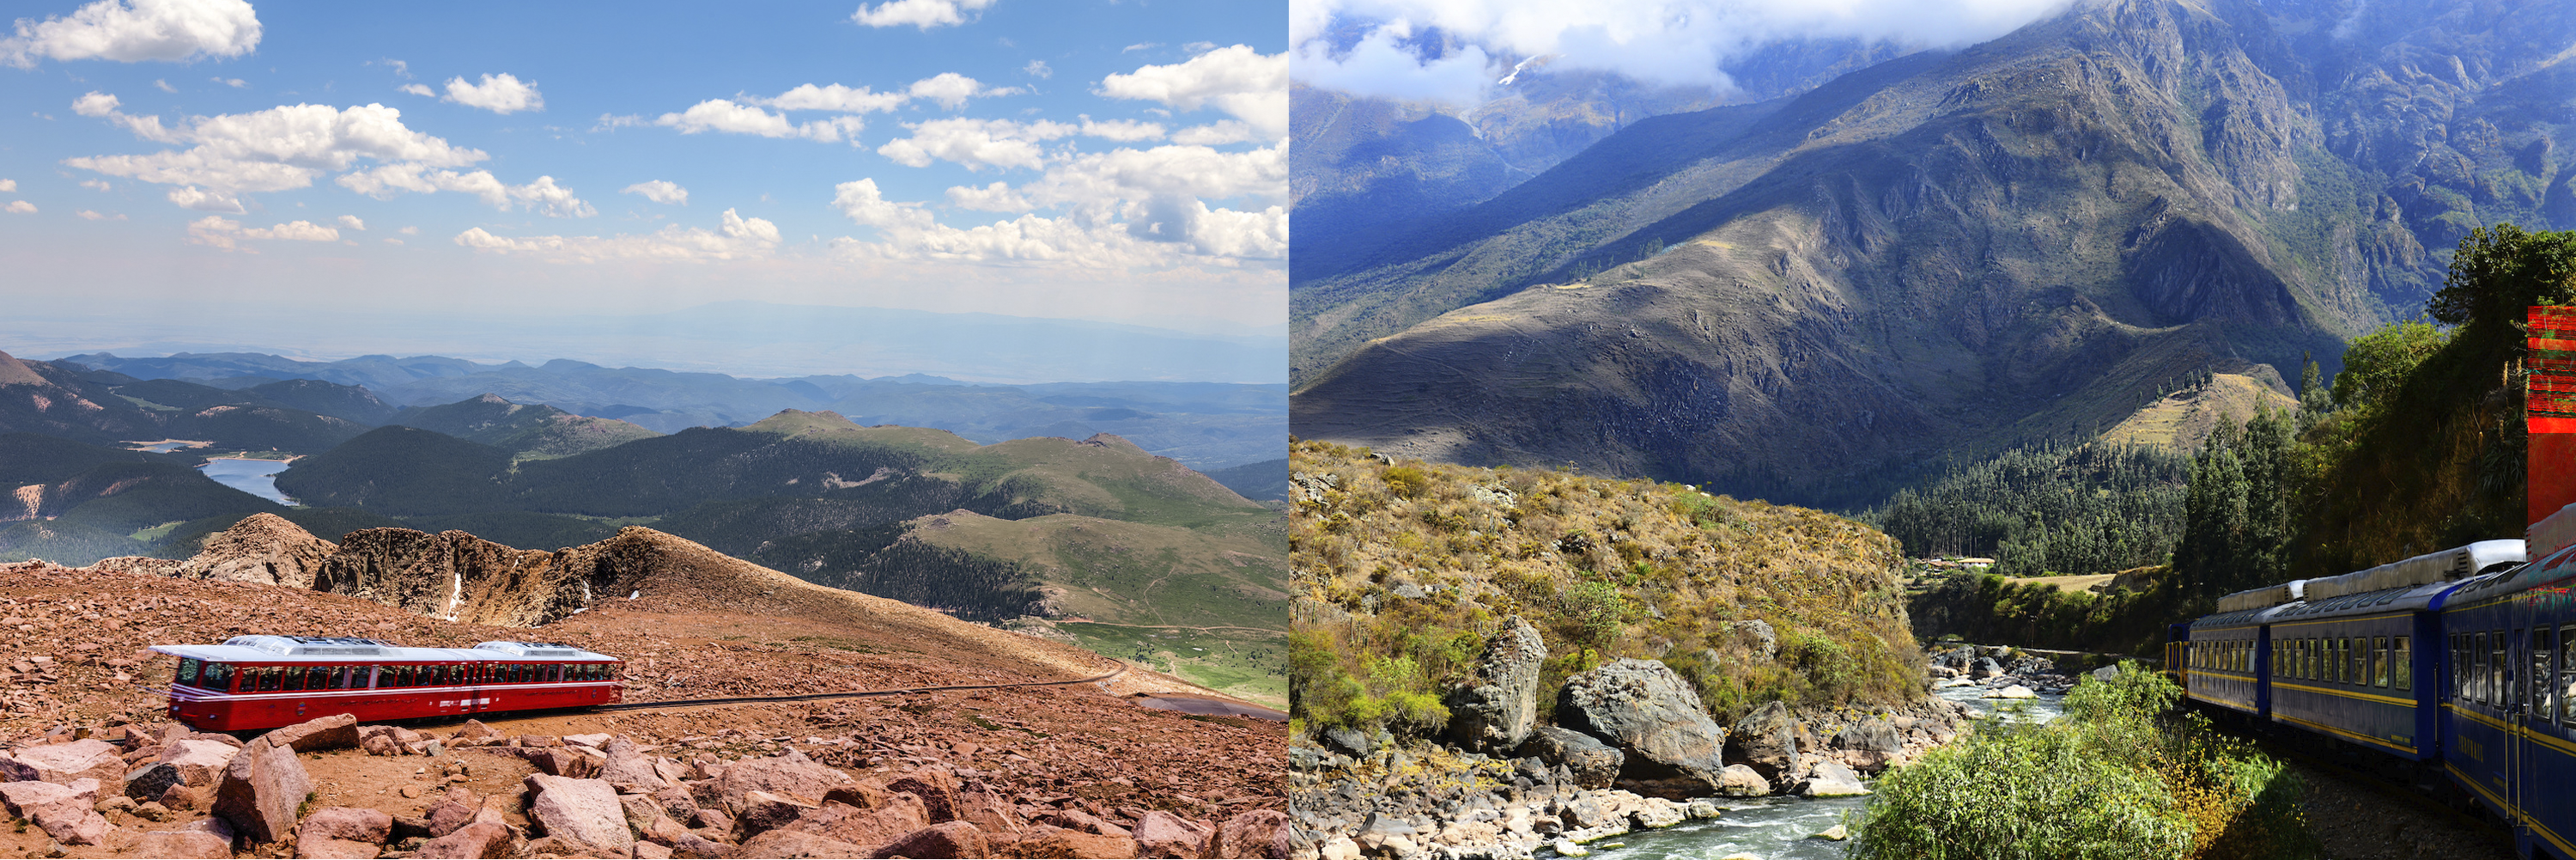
[
  {"left": 203, "top": 662, "right": 232, "bottom": 692},
  {"left": 2534, "top": 628, "right": 2556, "bottom": 717},
  {"left": 2393, "top": 637, "right": 2410, "bottom": 691},
  {"left": 2374, "top": 637, "right": 2391, "bottom": 688},
  {"left": 2474, "top": 632, "right": 2490, "bottom": 703},
  {"left": 2494, "top": 631, "right": 2512, "bottom": 710}
]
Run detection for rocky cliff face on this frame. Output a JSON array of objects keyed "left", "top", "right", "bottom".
[{"left": 173, "top": 513, "right": 334, "bottom": 589}]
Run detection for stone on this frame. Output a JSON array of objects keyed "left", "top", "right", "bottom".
[
  {"left": 1727, "top": 701, "right": 1803, "bottom": 787},
  {"left": 1203, "top": 809, "right": 1287, "bottom": 860},
  {"left": 423, "top": 788, "right": 483, "bottom": 837},
  {"left": 1515, "top": 727, "right": 1624, "bottom": 790},
  {"left": 1007, "top": 824, "right": 1144, "bottom": 859},
  {"left": 178, "top": 512, "right": 337, "bottom": 587},
  {"left": 296, "top": 837, "right": 383, "bottom": 858},
  {"left": 0, "top": 778, "right": 110, "bottom": 845},
  {"left": 1446, "top": 616, "right": 1547, "bottom": 753},
  {"left": 885, "top": 764, "right": 962, "bottom": 822},
  {"left": 1799, "top": 761, "right": 1871, "bottom": 797},
  {"left": 650, "top": 784, "right": 699, "bottom": 823},
  {"left": 738, "top": 789, "right": 820, "bottom": 838},
  {"left": 211, "top": 741, "right": 313, "bottom": 843},
  {"left": 1984, "top": 685, "right": 2038, "bottom": 699},
  {"left": 525, "top": 773, "right": 634, "bottom": 852},
  {"left": 868, "top": 820, "right": 988, "bottom": 858},
  {"left": 360, "top": 734, "right": 400, "bottom": 757},
  {"left": 563, "top": 734, "right": 612, "bottom": 747},
  {"left": 1318, "top": 836, "right": 1363, "bottom": 860},
  {"left": 1556, "top": 659, "right": 1730, "bottom": 794},
  {"left": 1817, "top": 823, "right": 1850, "bottom": 840},
  {"left": 9, "top": 739, "right": 126, "bottom": 793},
  {"left": 1319, "top": 727, "right": 1373, "bottom": 759},
  {"left": 738, "top": 829, "right": 874, "bottom": 858},
  {"left": 263, "top": 713, "right": 361, "bottom": 753},
  {"left": 300, "top": 806, "right": 394, "bottom": 845},
  {"left": 454, "top": 720, "right": 501, "bottom": 741},
  {"left": 412, "top": 820, "right": 513, "bottom": 859},
  {"left": 136, "top": 830, "right": 234, "bottom": 858},
  {"left": 160, "top": 783, "right": 202, "bottom": 811},
  {"left": 161, "top": 738, "right": 245, "bottom": 786},
  {"left": 1132, "top": 811, "right": 1209, "bottom": 858},
  {"left": 1728, "top": 619, "right": 1777, "bottom": 660},
  {"left": 1714, "top": 764, "right": 1771, "bottom": 797},
  {"left": 714, "top": 749, "right": 854, "bottom": 814},
  {"left": 1044, "top": 806, "right": 1133, "bottom": 838},
  {"left": 785, "top": 796, "right": 931, "bottom": 851},
  {"left": 598, "top": 738, "right": 665, "bottom": 791},
  {"left": 1832, "top": 716, "right": 1905, "bottom": 772}
]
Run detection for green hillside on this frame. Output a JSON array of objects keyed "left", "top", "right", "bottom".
[{"left": 391, "top": 393, "right": 659, "bottom": 460}]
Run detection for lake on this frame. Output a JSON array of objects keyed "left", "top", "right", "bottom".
[{"left": 199, "top": 458, "right": 296, "bottom": 505}]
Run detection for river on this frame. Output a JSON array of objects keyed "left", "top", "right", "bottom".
[
  {"left": 198, "top": 458, "right": 296, "bottom": 505},
  {"left": 1575, "top": 686, "right": 2067, "bottom": 860}
]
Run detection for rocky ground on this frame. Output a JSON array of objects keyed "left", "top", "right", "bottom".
[
  {"left": 1923, "top": 644, "right": 2083, "bottom": 700},
  {"left": 0, "top": 516, "right": 1285, "bottom": 858},
  {"left": 1286, "top": 619, "right": 1977, "bottom": 860}
]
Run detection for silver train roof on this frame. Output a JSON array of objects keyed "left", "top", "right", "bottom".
[{"left": 149, "top": 636, "right": 617, "bottom": 663}]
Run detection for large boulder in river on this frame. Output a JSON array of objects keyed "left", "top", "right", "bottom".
[
  {"left": 1447, "top": 616, "right": 1546, "bottom": 752},
  {"left": 1555, "top": 659, "right": 1729, "bottom": 795},
  {"left": 1514, "top": 727, "right": 1623, "bottom": 789},
  {"left": 1830, "top": 716, "right": 1904, "bottom": 773},
  {"left": 1727, "top": 701, "right": 1804, "bottom": 787}
]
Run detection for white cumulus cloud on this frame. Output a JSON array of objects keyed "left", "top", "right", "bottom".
[
  {"left": 654, "top": 100, "right": 864, "bottom": 143},
  {"left": 1100, "top": 45, "right": 1287, "bottom": 138},
  {"left": 72, "top": 91, "right": 120, "bottom": 117},
  {"left": 337, "top": 165, "right": 594, "bottom": 217},
  {"left": 336, "top": 214, "right": 364, "bottom": 230},
  {"left": 80, "top": 179, "right": 112, "bottom": 191},
  {"left": 0, "top": 180, "right": 15, "bottom": 192},
  {"left": 69, "top": 102, "right": 485, "bottom": 197},
  {"left": 4, "top": 201, "right": 35, "bottom": 214},
  {"left": 761, "top": 83, "right": 908, "bottom": 114},
  {"left": 452, "top": 208, "right": 780, "bottom": 262},
  {"left": 165, "top": 186, "right": 241, "bottom": 211},
  {"left": 77, "top": 210, "right": 125, "bottom": 220},
  {"left": 875, "top": 117, "right": 1075, "bottom": 171},
  {"left": 851, "top": 0, "right": 995, "bottom": 30},
  {"left": 442, "top": 72, "right": 542, "bottom": 114},
  {"left": 622, "top": 180, "right": 689, "bottom": 204},
  {"left": 398, "top": 82, "right": 434, "bottom": 97},
  {"left": 183, "top": 215, "right": 338, "bottom": 250},
  {"left": 2, "top": 0, "right": 260, "bottom": 69}
]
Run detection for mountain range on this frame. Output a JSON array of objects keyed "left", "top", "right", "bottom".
[{"left": 1289, "top": 0, "right": 2576, "bottom": 507}]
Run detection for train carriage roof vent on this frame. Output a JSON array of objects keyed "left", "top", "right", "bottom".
[
  {"left": 474, "top": 641, "right": 581, "bottom": 657},
  {"left": 2303, "top": 540, "right": 2526, "bottom": 602},
  {"left": 222, "top": 635, "right": 395, "bottom": 656}
]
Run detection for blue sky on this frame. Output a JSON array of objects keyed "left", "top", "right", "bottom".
[{"left": 0, "top": 0, "right": 1285, "bottom": 380}]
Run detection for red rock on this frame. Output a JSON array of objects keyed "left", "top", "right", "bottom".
[
  {"left": 360, "top": 733, "right": 400, "bottom": 757},
  {"left": 599, "top": 737, "right": 664, "bottom": 791},
  {"left": 6, "top": 738, "right": 126, "bottom": 790},
  {"left": 1133, "top": 811, "right": 1210, "bottom": 858},
  {"left": 0, "top": 778, "right": 110, "bottom": 845},
  {"left": 210, "top": 739, "right": 314, "bottom": 843},
  {"left": 525, "top": 773, "right": 634, "bottom": 853},
  {"left": 1047, "top": 807, "right": 1133, "bottom": 838},
  {"left": 786, "top": 796, "right": 931, "bottom": 852},
  {"left": 160, "top": 783, "right": 202, "bottom": 811},
  {"left": 454, "top": 719, "right": 501, "bottom": 741},
  {"left": 739, "top": 789, "right": 821, "bottom": 838},
  {"left": 262, "top": 713, "right": 360, "bottom": 753},
  {"left": 296, "top": 836, "right": 382, "bottom": 858},
  {"left": 1203, "top": 809, "right": 1288, "bottom": 860},
  {"left": 161, "top": 738, "right": 245, "bottom": 786},
  {"left": 738, "top": 829, "right": 873, "bottom": 858},
  {"left": 413, "top": 820, "right": 513, "bottom": 859},
  {"left": 715, "top": 750, "right": 855, "bottom": 814},
  {"left": 887, "top": 764, "right": 963, "bottom": 822},
  {"left": 869, "top": 820, "right": 989, "bottom": 859},
  {"left": 635, "top": 841, "right": 675, "bottom": 860},
  {"left": 650, "top": 784, "right": 698, "bottom": 822},
  {"left": 1004, "top": 823, "right": 1144, "bottom": 859},
  {"left": 300, "top": 806, "right": 394, "bottom": 844},
  {"left": 136, "top": 830, "right": 233, "bottom": 858}
]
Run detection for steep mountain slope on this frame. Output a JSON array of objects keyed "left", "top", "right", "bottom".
[
  {"left": 391, "top": 393, "right": 661, "bottom": 460},
  {"left": 0, "top": 434, "right": 283, "bottom": 564},
  {"left": 1291, "top": 0, "right": 2576, "bottom": 506},
  {"left": 0, "top": 350, "right": 370, "bottom": 452}
]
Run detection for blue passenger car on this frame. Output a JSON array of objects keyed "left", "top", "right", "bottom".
[{"left": 2436, "top": 543, "right": 2576, "bottom": 858}]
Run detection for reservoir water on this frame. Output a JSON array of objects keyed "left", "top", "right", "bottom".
[
  {"left": 1578, "top": 686, "right": 2067, "bottom": 860},
  {"left": 199, "top": 458, "right": 296, "bottom": 505}
]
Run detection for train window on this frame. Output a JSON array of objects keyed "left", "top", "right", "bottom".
[
  {"left": 2373, "top": 637, "right": 2391, "bottom": 688},
  {"left": 2534, "top": 629, "right": 2556, "bottom": 717},
  {"left": 2561, "top": 627, "right": 2576, "bottom": 724},
  {"left": 2494, "top": 631, "right": 2511, "bottom": 709},
  {"left": 2473, "top": 632, "right": 2489, "bottom": 704},
  {"left": 2457, "top": 634, "right": 2471, "bottom": 699},
  {"left": 256, "top": 667, "right": 280, "bottom": 692},
  {"left": 177, "top": 657, "right": 201, "bottom": 686},
  {"left": 203, "top": 662, "right": 233, "bottom": 692},
  {"left": 283, "top": 666, "right": 307, "bottom": 692},
  {"left": 2393, "top": 637, "right": 2410, "bottom": 691},
  {"left": 310, "top": 666, "right": 332, "bottom": 690}
]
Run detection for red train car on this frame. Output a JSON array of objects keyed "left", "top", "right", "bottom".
[{"left": 150, "top": 636, "right": 623, "bottom": 730}]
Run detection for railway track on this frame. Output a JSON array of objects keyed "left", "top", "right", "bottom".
[{"left": 595, "top": 662, "right": 1131, "bottom": 713}]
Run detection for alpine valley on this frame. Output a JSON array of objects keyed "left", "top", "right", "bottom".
[
  {"left": 1290, "top": 0, "right": 2576, "bottom": 508},
  {"left": 0, "top": 348, "right": 1288, "bottom": 707}
]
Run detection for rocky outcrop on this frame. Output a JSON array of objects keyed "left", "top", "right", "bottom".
[
  {"left": 1727, "top": 701, "right": 1805, "bottom": 788},
  {"left": 1445, "top": 616, "right": 1546, "bottom": 753},
  {"left": 1515, "top": 727, "right": 1623, "bottom": 790},
  {"left": 1555, "top": 659, "right": 1730, "bottom": 795},
  {"left": 0, "top": 778, "right": 109, "bottom": 845},
  {"left": 526, "top": 774, "right": 635, "bottom": 853},
  {"left": 174, "top": 513, "right": 338, "bottom": 589},
  {"left": 210, "top": 740, "right": 313, "bottom": 843}
]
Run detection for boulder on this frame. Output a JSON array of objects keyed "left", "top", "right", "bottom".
[
  {"left": 1984, "top": 685, "right": 2038, "bottom": 699},
  {"left": 423, "top": 788, "right": 483, "bottom": 837},
  {"left": 0, "top": 778, "right": 110, "bottom": 845},
  {"left": 301, "top": 806, "right": 394, "bottom": 845},
  {"left": 598, "top": 737, "right": 665, "bottom": 791},
  {"left": 1799, "top": 761, "right": 1871, "bottom": 797},
  {"left": 1204, "top": 809, "right": 1288, "bottom": 860},
  {"left": 1320, "top": 726, "right": 1374, "bottom": 759},
  {"left": 784, "top": 796, "right": 932, "bottom": 851},
  {"left": 525, "top": 773, "right": 634, "bottom": 853},
  {"left": 1714, "top": 764, "right": 1771, "bottom": 797},
  {"left": 263, "top": 713, "right": 361, "bottom": 753},
  {"left": 1133, "top": 810, "right": 1210, "bottom": 858},
  {"left": 7, "top": 739, "right": 126, "bottom": 792},
  {"left": 738, "top": 789, "right": 821, "bottom": 838},
  {"left": 1515, "top": 727, "right": 1623, "bottom": 790},
  {"left": 160, "top": 738, "right": 245, "bottom": 786},
  {"left": 1006, "top": 823, "right": 1144, "bottom": 858},
  {"left": 1728, "top": 619, "right": 1777, "bottom": 660},
  {"left": 714, "top": 749, "right": 855, "bottom": 814},
  {"left": 137, "top": 830, "right": 234, "bottom": 858},
  {"left": 413, "top": 820, "right": 513, "bottom": 859},
  {"left": 296, "top": 837, "right": 383, "bottom": 858},
  {"left": 1445, "top": 616, "right": 1547, "bottom": 752},
  {"left": 1727, "top": 701, "right": 1803, "bottom": 787},
  {"left": 740, "top": 829, "right": 876, "bottom": 858},
  {"left": 1555, "top": 659, "right": 1730, "bottom": 793},
  {"left": 211, "top": 739, "right": 313, "bottom": 843},
  {"left": 1832, "top": 716, "right": 1905, "bottom": 772},
  {"left": 885, "top": 764, "right": 962, "bottom": 822},
  {"left": 869, "top": 820, "right": 989, "bottom": 858}
]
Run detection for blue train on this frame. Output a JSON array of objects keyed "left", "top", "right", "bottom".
[{"left": 2167, "top": 539, "right": 2576, "bottom": 857}]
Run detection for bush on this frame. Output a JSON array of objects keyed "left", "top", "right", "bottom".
[{"left": 1855, "top": 664, "right": 2317, "bottom": 860}]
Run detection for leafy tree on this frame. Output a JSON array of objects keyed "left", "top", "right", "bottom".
[{"left": 2426, "top": 223, "right": 2576, "bottom": 335}]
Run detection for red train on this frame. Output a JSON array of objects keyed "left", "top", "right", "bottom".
[{"left": 150, "top": 636, "right": 623, "bottom": 730}]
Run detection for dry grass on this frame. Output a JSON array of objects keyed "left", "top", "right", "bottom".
[{"left": 1290, "top": 440, "right": 1923, "bottom": 732}]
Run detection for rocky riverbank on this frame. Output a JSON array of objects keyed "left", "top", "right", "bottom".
[
  {"left": 1923, "top": 644, "right": 2087, "bottom": 700},
  {"left": 1289, "top": 619, "right": 1984, "bottom": 860}
]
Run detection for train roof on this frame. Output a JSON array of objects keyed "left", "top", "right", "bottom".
[
  {"left": 2436, "top": 541, "right": 2576, "bottom": 610},
  {"left": 2209, "top": 540, "right": 2526, "bottom": 615},
  {"left": 149, "top": 636, "right": 617, "bottom": 664}
]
